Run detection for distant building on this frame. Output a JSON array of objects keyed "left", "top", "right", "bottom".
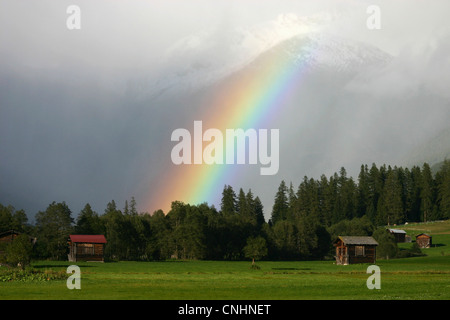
[
  {"left": 68, "top": 235, "right": 107, "bottom": 262},
  {"left": 415, "top": 233, "right": 432, "bottom": 248},
  {"left": 0, "top": 230, "right": 36, "bottom": 257},
  {"left": 387, "top": 229, "right": 407, "bottom": 243},
  {"left": 333, "top": 236, "right": 378, "bottom": 265},
  {"left": 0, "top": 230, "right": 21, "bottom": 244}
]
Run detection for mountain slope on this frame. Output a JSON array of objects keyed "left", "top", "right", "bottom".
[
  {"left": 402, "top": 127, "right": 450, "bottom": 168},
  {"left": 144, "top": 13, "right": 335, "bottom": 99}
]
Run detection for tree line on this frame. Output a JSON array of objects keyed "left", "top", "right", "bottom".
[{"left": 1, "top": 161, "right": 449, "bottom": 263}]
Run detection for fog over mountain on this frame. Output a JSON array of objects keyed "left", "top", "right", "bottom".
[{"left": 0, "top": 1, "right": 449, "bottom": 221}]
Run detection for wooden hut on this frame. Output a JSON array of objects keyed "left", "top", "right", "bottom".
[
  {"left": 415, "top": 233, "right": 432, "bottom": 248},
  {"left": 0, "top": 230, "right": 21, "bottom": 244},
  {"left": 0, "top": 230, "right": 36, "bottom": 256},
  {"left": 68, "top": 235, "right": 107, "bottom": 262},
  {"left": 333, "top": 236, "right": 378, "bottom": 265},
  {"left": 387, "top": 229, "right": 406, "bottom": 243}
]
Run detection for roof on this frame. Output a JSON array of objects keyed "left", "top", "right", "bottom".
[
  {"left": 0, "top": 230, "right": 21, "bottom": 237},
  {"left": 334, "top": 236, "right": 378, "bottom": 246},
  {"left": 415, "top": 233, "right": 431, "bottom": 238},
  {"left": 69, "top": 235, "right": 107, "bottom": 243},
  {"left": 0, "top": 230, "right": 35, "bottom": 242},
  {"left": 388, "top": 229, "right": 406, "bottom": 234}
]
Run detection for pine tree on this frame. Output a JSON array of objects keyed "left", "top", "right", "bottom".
[
  {"left": 367, "top": 163, "right": 382, "bottom": 222},
  {"left": 420, "top": 163, "right": 434, "bottom": 222},
  {"left": 253, "top": 196, "right": 265, "bottom": 226},
  {"left": 75, "top": 203, "right": 103, "bottom": 234},
  {"left": 130, "top": 196, "right": 138, "bottom": 216},
  {"left": 357, "top": 164, "right": 370, "bottom": 217},
  {"left": 123, "top": 200, "right": 129, "bottom": 215},
  {"left": 287, "top": 182, "right": 297, "bottom": 221},
  {"left": 318, "top": 174, "right": 333, "bottom": 226},
  {"left": 220, "top": 185, "right": 237, "bottom": 215},
  {"left": 335, "top": 167, "right": 357, "bottom": 221},
  {"left": 379, "top": 167, "right": 404, "bottom": 225},
  {"left": 436, "top": 160, "right": 450, "bottom": 219},
  {"left": 271, "top": 180, "right": 289, "bottom": 225},
  {"left": 237, "top": 188, "right": 249, "bottom": 217}
]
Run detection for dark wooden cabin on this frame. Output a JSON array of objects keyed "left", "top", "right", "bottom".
[
  {"left": 0, "top": 230, "right": 21, "bottom": 244},
  {"left": 0, "top": 230, "right": 36, "bottom": 256},
  {"left": 387, "top": 229, "right": 406, "bottom": 243},
  {"left": 333, "top": 236, "right": 378, "bottom": 265},
  {"left": 68, "top": 235, "right": 107, "bottom": 262},
  {"left": 415, "top": 233, "right": 432, "bottom": 248}
]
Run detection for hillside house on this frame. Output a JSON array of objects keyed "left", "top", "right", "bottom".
[
  {"left": 68, "top": 235, "right": 107, "bottom": 262},
  {"left": 333, "top": 236, "right": 378, "bottom": 265},
  {"left": 387, "top": 229, "right": 406, "bottom": 243},
  {"left": 415, "top": 233, "right": 432, "bottom": 248}
]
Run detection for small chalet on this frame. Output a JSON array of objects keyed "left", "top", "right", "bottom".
[
  {"left": 333, "top": 236, "right": 378, "bottom": 265},
  {"left": 415, "top": 233, "right": 432, "bottom": 248},
  {"left": 387, "top": 229, "right": 406, "bottom": 243},
  {"left": 0, "top": 230, "right": 36, "bottom": 256},
  {"left": 68, "top": 235, "right": 107, "bottom": 262}
]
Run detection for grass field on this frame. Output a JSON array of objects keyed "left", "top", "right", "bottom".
[{"left": 1, "top": 221, "right": 449, "bottom": 300}]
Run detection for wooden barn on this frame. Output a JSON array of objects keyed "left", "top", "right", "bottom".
[
  {"left": 68, "top": 235, "right": 107, "bottom": 262},
  {"left": 0, "top": 230, "right": 21, "bottom": 244},
  {"left": 387, "top": 229, "right": 406, "bottom": 243},
  {"left": 333, "top": 236, "right": 378, "bottom": 265},
  {"left": 415, "top": 233, "right": 432, "bottom": 248},
  {"left": 0, "top": 230, "right": 36, "bottom": 256}
]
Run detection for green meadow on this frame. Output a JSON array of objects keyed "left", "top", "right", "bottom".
[{"left": 1, "top": 221, "right": 449, "bottom": 300}]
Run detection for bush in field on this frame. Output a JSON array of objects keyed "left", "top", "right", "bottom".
[
  {"left": 0, "top": 268, "right": 66, "bottom": 282},
  {"left": 397, "top": 242, "right": 425, "bottom": 258}
]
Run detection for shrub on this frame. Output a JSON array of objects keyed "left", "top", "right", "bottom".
[
  {"left": 0, "top": 267, "right": 66, "bottom": 282},
  {"left": 5, "top": 234, "right": 33, "bottom": 269}
]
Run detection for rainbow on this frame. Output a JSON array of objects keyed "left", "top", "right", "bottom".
[{"left": 146, "top": 39, "right": 312, "bottom": 213}]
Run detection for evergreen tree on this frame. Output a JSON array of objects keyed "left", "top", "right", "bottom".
[
  {"left": 335, "top": 167, "right": 357, "bottom": 220},
  {"left": 318, "top": 174, "right": 334, "bottom": 226},
  {"left": 420, "top": 163, "right": 434, "bottom": 222},
  {"left": 366, "top": 163, "right": 382, "bottom": 222},
  {"left": 409, "top": 165, "right": 423, "bottom": 222},
  {"left": 220, "top": 185, "right": 237, "bottom": 215},
  {"left": 357, "top": 164, "right": 370, "bottom": 217},
  {"left": 253, "top": 196, "right": 265, "bottom": 227},
  {"left": 245, "top": 189, "right": 256, "bottom": 222},
  {"left": 102, "top": 200, "right": 126, "bottom": 260},
  {"left": 271, "top": 180, "right": 289, "bottom": 225},
  {"left": 287, "top": 182, "right": 297, "bottom": 221},
  {"left": 378, "top": 167, "right": 404, "bottom": 225},
  {"left": 130, "top": 196, "right": 138, "bottom": 216},
  {"left": 296, "top": 177, "right": 320, "bottom": 219},
  {"left": 436, "top": 160, "right": 450, "bottom": 219},
  {"left": 75, "top": 203, "right": 103, "bottom": 234},
  {"left": 237, "top": 188, "right": 250, "bottom": 217},
  {"left": 123, "top": 200, "right": 129, "bottom": 215}
]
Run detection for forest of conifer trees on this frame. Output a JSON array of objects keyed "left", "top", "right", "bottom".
[{"left": 1, "top": 161, "right": 449, "bottom": 262}]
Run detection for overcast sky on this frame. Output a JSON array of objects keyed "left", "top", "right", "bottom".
[
  {"left": 2, "top": 0, "right": 449, "bottom": 69},
  {"left": 1, "top": 0, "right": 449, "bottom": 221}
]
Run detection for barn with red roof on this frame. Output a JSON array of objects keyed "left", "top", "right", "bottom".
[{"left": 68, "top": 234, "right": 107, "bottom": 262}]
